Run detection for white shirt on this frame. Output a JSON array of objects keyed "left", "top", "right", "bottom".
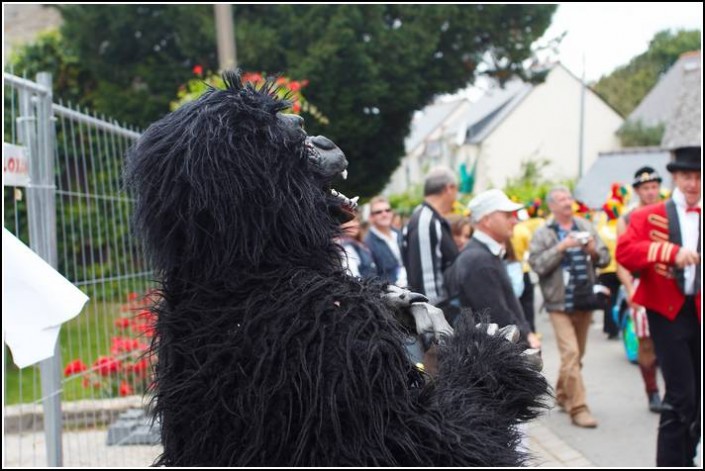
[
  {"left": 472, "top": 230, "right": 506, "bottom": 259},
  {"left": 672, "top": 188, "right": 701, "bottom": 295},
  {"left": 342, "top": 243, "right": 361, "bottom": 278}
]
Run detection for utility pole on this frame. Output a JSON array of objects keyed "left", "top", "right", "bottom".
[
  {"left": 578, "top": 53, "right": 586, "bottom": 179},
  {"left": 214, "top": 4, "right": 236, "bottom": 71}
]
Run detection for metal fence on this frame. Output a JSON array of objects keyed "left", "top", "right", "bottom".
[{"left": 4, "top": 72, "right": 159, "bottom": 467}]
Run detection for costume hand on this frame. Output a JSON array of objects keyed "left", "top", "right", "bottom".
[
  {"left": 381, "top": 285, "right": 428, "bottom": 309},
  {"left": 410, "top": 302, "right": 454, "bottom": 345},
  {"left": 382, "top": 286, "right": 452, "bottom": 350},
  {"left": 476, "top": 322, "right": 543, "bottom": 371}
]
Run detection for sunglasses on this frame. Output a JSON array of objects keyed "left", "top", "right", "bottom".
[{"left": 371, "top": 208, "right": 393, "bottom": 216}]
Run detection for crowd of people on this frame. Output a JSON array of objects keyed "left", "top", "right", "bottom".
[{"left": 337, "top": 146, "right": 701, "bottom": 466}]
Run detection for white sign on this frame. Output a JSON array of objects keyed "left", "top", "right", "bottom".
[
  {"left": 3, "top": 228, "right": 89, "bottom": 368},
  {"left": 3, "top": 142, "right": 30, "bottom": 187}
]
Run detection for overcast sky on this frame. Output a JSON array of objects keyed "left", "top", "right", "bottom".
[{"left": 540, "top": 2, "right": 703, "bottom": 82}]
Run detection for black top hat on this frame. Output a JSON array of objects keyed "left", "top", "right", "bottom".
[
  {"left": 666, "top": 146, "right": 701, "bottom": 172},
  {"left": 632, "top": 166, "right": 662, "bottom": 188}
]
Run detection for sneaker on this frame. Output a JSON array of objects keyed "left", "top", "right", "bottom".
[
  {"left": 571, "top": 409, "right": 598, "bottom": 428},
  {"left": 648, "top": 392, "right": 665, "bottom": 413}
]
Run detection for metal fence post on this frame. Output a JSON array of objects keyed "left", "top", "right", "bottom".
[{"left": 25, "top": 72, "right": 63, "bottom": 467}]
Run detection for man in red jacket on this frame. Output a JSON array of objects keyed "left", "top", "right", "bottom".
[{"left": 616, "top": 146, "right": 701, "bottom": 467}]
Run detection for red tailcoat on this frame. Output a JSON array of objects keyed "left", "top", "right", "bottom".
[{"left": 616, "top": 201, "right": 701, "bottom": 321}]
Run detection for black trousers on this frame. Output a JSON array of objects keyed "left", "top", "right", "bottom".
[
  {"left": 519, "top": 272, "right": 535, "bottom": 332},
  {"left": 598, "top": 272, "right": 620, "bottom": 336},
  {"left": 647, "top": 298, "right": 701, "bottom": 467}
]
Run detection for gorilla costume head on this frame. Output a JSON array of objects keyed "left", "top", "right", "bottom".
[
  {"left": 126, "top": 71, "right": 356, "bottom": 281},
  {"left": 125, "top": 71, "right": 548, "bottom": 466}
]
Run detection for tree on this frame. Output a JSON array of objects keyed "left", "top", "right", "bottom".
[
  {"left": 16, "top": 5, "right": 556, "bottom": 197},
  {"left": 616, "top": 120, "right": 665, "bottom": 147},
  {"left": 503, "top": 158, "right": 559, "bottom": 213},
  {"left": 592, "top": 29, "right": 701, "bottom": 118},
  {"left": 57, "top": 5, "right": 218, "bottom": 127},
  {"left": 7, "top": 30, "right": 95, "bottom": 108},
  {"left": 233, "top": 5, "right": 556, "bottom": 196}
]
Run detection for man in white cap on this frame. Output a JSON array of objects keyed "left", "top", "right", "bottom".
[{"left": 445, "top": 189, "right": 541, "bottom": 349}]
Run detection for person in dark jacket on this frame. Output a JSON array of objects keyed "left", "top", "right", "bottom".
[
  {"left": 445, "top": 189, "right": 541, "bottom": 350},
  {"left": 365, "top": 196, "right": 407, "bottom": 286}
]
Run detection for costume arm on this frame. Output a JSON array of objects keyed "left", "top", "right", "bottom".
[
  {"left": 377, "top": 285, "right": 547, "bottom": 466},
  {"left": 409, "top": 317, "right": 548, "bottom": 466},
  {"left": 616, "top": 210, "right": 679, "bottom": 272}
]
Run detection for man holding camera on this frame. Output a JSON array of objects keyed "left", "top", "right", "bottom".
[{"left": 529, "top": 186, "right": 610, "bottom": 428}]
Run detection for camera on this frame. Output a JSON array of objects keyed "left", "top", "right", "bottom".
[{"left": 572, "top": 231, "right": 591, "bottom": 245}]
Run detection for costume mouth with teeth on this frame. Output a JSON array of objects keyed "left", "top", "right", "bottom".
[
  {"left": 303, "top": 134, "right": 358, "bottom": 223},
  {"left": 125, "top": 71, "right": 548, "bottom": 467}
]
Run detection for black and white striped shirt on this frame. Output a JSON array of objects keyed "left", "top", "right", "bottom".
[{"left": 401, "top": 202, "right": 459, "bottom": 305}]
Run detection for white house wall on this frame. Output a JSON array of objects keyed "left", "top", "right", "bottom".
[
  {"left": 471, "top": 66, "right": 623, "bottom": 191},
  {"left": 385, "top": 100, "right": 472, "bottom": 194}
]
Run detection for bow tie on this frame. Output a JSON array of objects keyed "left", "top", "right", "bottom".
[{"left": 686, "top": 207, "right": 701, "bottom": 214}]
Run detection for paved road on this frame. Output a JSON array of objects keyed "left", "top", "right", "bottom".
[{"left": 528, "top": 307, "right": 663, "bottom": 467}]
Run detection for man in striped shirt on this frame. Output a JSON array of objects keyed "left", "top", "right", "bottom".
[
  {"left": 400, "top": 167, "right": 459, "bottom": 372},
  {"left": 402, "top": 166, "right": 459, "bottom": 310},
  {"left": 529, "top": 186, "right": 610, "bottom": 429}
]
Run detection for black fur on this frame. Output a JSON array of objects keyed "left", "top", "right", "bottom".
[{"left": 125, "top": 71, "right": 549, "bottom": 466}]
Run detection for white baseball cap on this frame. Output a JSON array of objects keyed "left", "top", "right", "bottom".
[{"left": 468, "top": 189, "right": 523, "bottom": 223}]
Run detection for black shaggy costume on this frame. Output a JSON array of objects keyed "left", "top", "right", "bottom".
[{"left": 125, "top": 72, "right": 549, "bottom": 467}]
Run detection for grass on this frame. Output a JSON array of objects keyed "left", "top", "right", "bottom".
[{"left": 4, "top": 294, "right": 152, "bottom": 406}]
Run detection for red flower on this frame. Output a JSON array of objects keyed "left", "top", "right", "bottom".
[
  {"left": 292, "top": 102, "right": 301, "bottom": 113},
  {"left": 128, "top": 292, "right": 139, "bottom": 302},
  {"left": 242, "top": 72, "right": 263, "bottom": 84},
  {"left": 192, "top": 64, "right": 203, "bottom": 76},
  {"left": 136, "top": 310, "right": 155, "bottom": 322},
  {"left": 93, "top": 356, "right": 122, "bottom": 377},
  {"left": 132, "top": 322, "right": 155, "bottom": 338},
  {"left": 110, "top": 336, "right": 144, "bottom": 355},
  {"left": 115, "top": 317, "right": 131, "bottom": 329},
  {"left": 118, "top": 381, "right": 134, "bottom": 397},
  {"left": 288, "top": 81, "right": 301, "bottom": 92},
  {"left": 130, "top": 358, "right": 150, "bottom": 378},
  {"left": 64, "top": 359, "right": 87, "bottom": 377}
]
